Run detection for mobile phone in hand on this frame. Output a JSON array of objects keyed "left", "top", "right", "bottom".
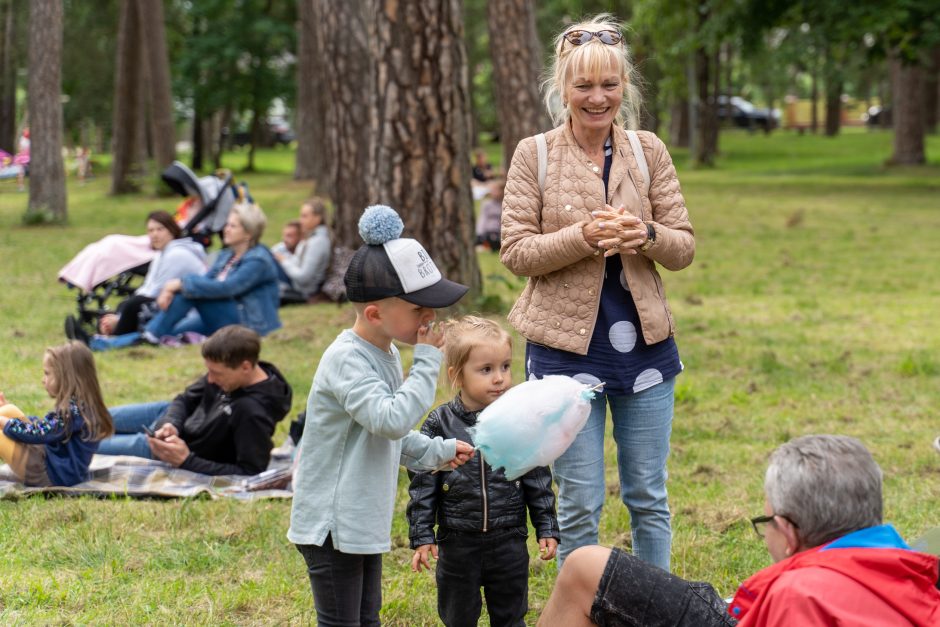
[{"left": 142, "top": 425, "right": 157, "bottom": 437}]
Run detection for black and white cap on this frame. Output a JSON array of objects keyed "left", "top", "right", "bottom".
[{"left": 344, "top": 205, "right": 469, "bottom": 308}]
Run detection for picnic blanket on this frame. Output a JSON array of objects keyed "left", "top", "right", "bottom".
[{"left": 0, "top": 453, "right": 294, "bottom": 500}]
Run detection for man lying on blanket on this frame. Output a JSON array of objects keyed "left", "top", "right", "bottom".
[{"left": 98, "top": 325, "right": 292, "bottom": 476}]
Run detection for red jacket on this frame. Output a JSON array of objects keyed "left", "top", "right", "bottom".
[{"left": 729, "top": 525, "right": 940, "bottom": 626}]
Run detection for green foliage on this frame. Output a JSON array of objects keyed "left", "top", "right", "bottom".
[
  {"left": 170, "top": 0, "right": 296, "bottom": 130},
  {"left": 61, "top": 0, "right": 119, "bottom": 145}
]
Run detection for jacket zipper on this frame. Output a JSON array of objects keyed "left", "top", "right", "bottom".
[{"left": 480, "top": 450, "right": 488, "bottom": 532}]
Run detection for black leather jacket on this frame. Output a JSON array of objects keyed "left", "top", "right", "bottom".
[{"left": 407, "top": 396, "right": 559, "bottom": 548}]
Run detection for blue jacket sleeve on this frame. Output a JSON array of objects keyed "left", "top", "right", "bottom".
[
  {"left": 180, "top": 248, "right": 275, "bottom": 300},
  {"left": 3, "top": 407, "right": 71, "bottom": 444}
]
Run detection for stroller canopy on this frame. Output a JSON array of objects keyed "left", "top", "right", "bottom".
[
  {"left": 161, "top": 161, "right": 235, "bottom": 236},
  {"left": 58, "top": 234, "right": 156, "bottom": 292}
]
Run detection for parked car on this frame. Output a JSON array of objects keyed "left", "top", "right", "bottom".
[
  {"left": 227, "top": 119, "right": 295, "bottom": 148},
  {"left": 717, "top": 96, "right": 781, "bottom": 132}
]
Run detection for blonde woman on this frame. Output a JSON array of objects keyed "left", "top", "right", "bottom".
[
  {"left": 500, "top": 15, "right": 694, "bottom": 571},
  {"left": 92, "top": 203, "right": 281, "bottom": 351}
]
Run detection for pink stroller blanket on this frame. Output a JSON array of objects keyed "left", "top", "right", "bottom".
[{"left": 58, "top": 234, "right": 156, "bottom": 292}]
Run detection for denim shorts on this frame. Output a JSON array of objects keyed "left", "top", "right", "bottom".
[{"left": 590, "top": 548, "right": 737, "bottom": 627}]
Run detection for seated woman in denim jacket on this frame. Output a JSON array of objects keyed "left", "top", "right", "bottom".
[{"left": 91, "top": 203, "right": 281, "bottom": 350}]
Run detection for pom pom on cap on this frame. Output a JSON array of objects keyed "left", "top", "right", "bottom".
[{"left": 358, "top": 204, "right": 404, "bottom": 245}]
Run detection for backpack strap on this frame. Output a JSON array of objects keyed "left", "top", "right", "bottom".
[
  {"left": 535, "top": 132, "right": 547, "bottom": 193},
  {"left": 626, "top": 130, "right": 649, "bottom": 196}
]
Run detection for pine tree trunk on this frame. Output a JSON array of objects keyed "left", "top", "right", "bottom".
[
  {"left": 0, "top": 0, "right": 16, "bottom": 153},
  {"left": 370, "top": 0, "right": 480, "bottom": 297},
  {"left": 810, "top": 65, "right": 819, "bottom": 133},
  {"left": 486, "top": 0, "right": 546, "bottom": 172},
  {"left": 191, "top": 108, "right": 204, "bottom": 171},
  {"left": 693, "top": 42, "right": 716, "bottom": 166},
  {"left": 111, "top": 0, "right": 142, "bottom": 194},
  {"left": 318, "top": 0, "right": 371, "bottom": 248},
  {"left": 924, "top": 46, "right": 939, "bottom": 135},
  {"left": 26, "top": 0, "right": 66, "bottom": 222},
  {"left": 294, "top": 0, "right": 325, "bottom": 183},
  {"left": 246, "top": 105, "right": 260, "bottom": 172},
  {"left": 889, "top": 53, "right": 926, "bottom": 165},
  {"left": 670, "top": 100, "right": 689, "bottom": 148},
  {"left": 824, "top": 66, "right": 842, "bottom": 138},
  {"left": 138, "top": 0, "right": 175, "bottom": 172}
]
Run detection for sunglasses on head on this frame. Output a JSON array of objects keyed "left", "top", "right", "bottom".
[{"left": 563, "top": 29, "right": 623, "bottom": 46}]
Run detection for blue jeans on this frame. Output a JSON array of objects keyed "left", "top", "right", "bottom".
[
  {"left": 96, "top": 401, "right": 171, "bottom": 459},
  {"left": 145, "top": 294, "right": 239, "bottom": 338},
  {"left": 554, "top": 378, "right": 675, "bottom": 571},
  {"left": 89, "top": 308, "right": 204, "bottom": 351}
]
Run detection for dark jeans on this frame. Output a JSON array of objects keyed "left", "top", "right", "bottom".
[
  {"left": 590, "top": 548, "right": 737, "bottom": 627},
  {"left": 435, "top": 527, "right": 529, "bottom": 627},
  {"left": 295, "top": 534, "right": 382, "bottom": 627},
  {"left": 113, "top": 294, "right": 155, "bottom": 335}
]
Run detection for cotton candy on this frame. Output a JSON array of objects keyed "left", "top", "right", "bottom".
[{"left": 468, "top": 375, "right": 595, "bottom": 480}]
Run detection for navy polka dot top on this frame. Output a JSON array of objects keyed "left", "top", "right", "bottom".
[{"left": 525, "top": 136, "right": 682, "bottom": 395}]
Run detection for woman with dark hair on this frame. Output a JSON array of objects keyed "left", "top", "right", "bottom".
[
  {"left": 144, "top": 202, "right": 281, "bottom": 339},
  {"left": 67, "top": 211, "right": 206, "bottom": 341},
  {"left": 89, "top": 203, "right": 280, "bottom": 350}
]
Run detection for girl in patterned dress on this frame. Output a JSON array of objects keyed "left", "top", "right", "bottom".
[{"left": 0, "top": 341, "right": 113, "bottom": 486}]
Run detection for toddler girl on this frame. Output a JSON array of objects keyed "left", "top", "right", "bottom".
[
  {"left": 0, "top": 341, "right": 113, "bottom": 486},
  {"left": 407, "top": 316, "right": 559, "bottom": 627}
]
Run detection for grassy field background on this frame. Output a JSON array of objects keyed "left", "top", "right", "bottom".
[{"left": 0, "top": 130, "right": 938, "bottom": 624}]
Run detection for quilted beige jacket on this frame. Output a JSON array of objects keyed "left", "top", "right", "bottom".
[{"left": 500, "top": 123, "right": 694, "bottom": 355}]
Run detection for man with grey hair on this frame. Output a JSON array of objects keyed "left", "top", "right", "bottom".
[{"left": 537, "top": 434, "right": 940, "bottom": 626}]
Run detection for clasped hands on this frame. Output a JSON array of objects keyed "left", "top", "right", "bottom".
[{"left": 582, "top": 204, "right": 648, "bottom": 257}]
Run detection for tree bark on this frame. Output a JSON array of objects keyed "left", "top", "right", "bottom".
[
  {"left": 0, "top": 0, "right": 16, "bottom": 153},
  {"left": 810, "top": 63, "right": 819, "bottom": 133},
  {"left": 486, "top": 0, "right": 546, "bottom": 172},
  {"left": 889, "top": 52, "right": 926, "bottom": 165},
  {"left": 294, "top": 0, "right": 326, "bottom": 183},
  {"left": 823, "top": 44, "right": 842, "bottom": 138},
  {"left": 191, "top": 107, "right": 204, "bottom": 171},
  {"left": 370, "top": 0, "right": 480, "bottom": 297},
  {"left": 669, "top": 100, "right": 689, "bottom": 148},
  {"left": 924, "top": 46, "right": 939, "bottom": 135},
  {"left": 317, "top": 0, "right": 371, "bottom": 248},
  {"left": 693, "top": 42, "right": 717, "bottom": 166},
  {"left": 138, "top": 0, "right": 175, "bottom": 172},
  {"left": 26, "top": 0, "right": 67, "bottom": 221},
  {"left": 111, "top": 0, "right": 142, "bottom": 194}
]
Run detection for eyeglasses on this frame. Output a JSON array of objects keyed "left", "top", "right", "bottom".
[
  {"left": 750, "top": 513, "right": 798, "bottom": 539},
  {"left": 563, "top": 29, "right": 623, "bottom": 47}
]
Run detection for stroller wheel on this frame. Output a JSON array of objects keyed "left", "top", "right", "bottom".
[{"left": 64, "top": 315, "right": 91, "bottom": 346}]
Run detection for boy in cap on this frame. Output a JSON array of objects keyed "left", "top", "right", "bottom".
[{"left": 288, "top": 205, "right": 475, "bottom": 625}]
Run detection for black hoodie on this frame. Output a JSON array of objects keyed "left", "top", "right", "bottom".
[{"left": 156, "top": 361, "right": 292, "bottom": 476}]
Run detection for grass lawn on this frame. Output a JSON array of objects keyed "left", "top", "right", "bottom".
[{"left": 0, "top": 130, "right": 938, "bottom": 624}]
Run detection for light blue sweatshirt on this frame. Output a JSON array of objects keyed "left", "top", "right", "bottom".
[{"left": 288, "top": 329, "right": 456, "bottom": 554}]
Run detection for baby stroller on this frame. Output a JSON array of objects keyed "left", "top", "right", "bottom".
[{"left": 58, "top": 161, "right": 242, "bottom": 338}]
